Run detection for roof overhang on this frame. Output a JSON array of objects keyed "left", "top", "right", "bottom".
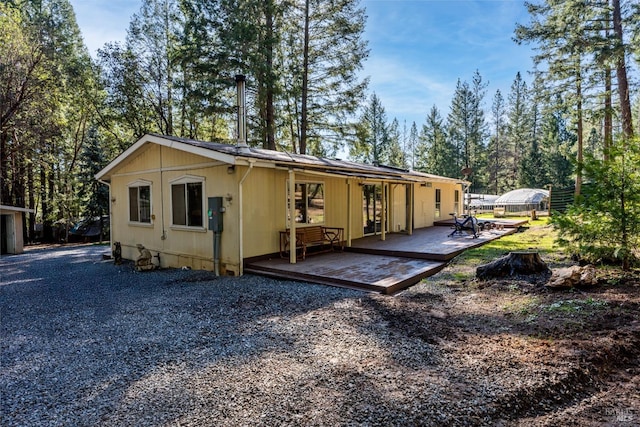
[
  {"left": 95, "top": 133, "right": 467, "bottom": 186},
  {"left": 95, "top": 134, "right": 238, "bottom": 182},
  {"left": 0, "top": 205, "right": 35, "bottom": 214}
]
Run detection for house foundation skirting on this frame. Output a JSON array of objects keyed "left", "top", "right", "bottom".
[{"left": 117, "top": 243, "right": 239, "bottom": 275}]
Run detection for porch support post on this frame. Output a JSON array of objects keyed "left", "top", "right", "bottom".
[
  {"left": 381, "top": 181, "right": 386, "bottom": 241},
  {"left": 408, "top": 183, "right": 414, "bottom": 236},
  {"left": 346, "top": 179, "right": 352, "bottom": 247},
  {"left": 289, "top": 169, "right": 297, "bottom": 264}
]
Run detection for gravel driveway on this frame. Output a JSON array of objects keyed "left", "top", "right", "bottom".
[{"left": 1, "top": 245, "right": 638, "bottom": 426}]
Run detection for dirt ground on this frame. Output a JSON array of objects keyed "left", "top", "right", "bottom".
[
  {"left": 392, "top": 250, "right": 640, "bottom": 426},
  {"left": 5, "top": 237, "right": 639, "bottom": 426}
]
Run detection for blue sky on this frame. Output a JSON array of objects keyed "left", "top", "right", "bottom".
[{"left": 70, "top": 0, "right": 535, "bottom": 128}]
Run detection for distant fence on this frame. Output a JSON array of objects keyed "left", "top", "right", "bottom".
[
  {"left": 550, "top": 183, "right": 594, "bottom": 214},
  {"left": 550, "top": 186, "right": 575, "bottom": 213}
]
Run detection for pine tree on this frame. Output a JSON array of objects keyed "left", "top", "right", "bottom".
[
  {"left": 351, "top": 93, "right": 389, "bottom": 165},
  {"left": 515, "top": 0, "right": 637, "bottom": 194},
  {"left": 386, "top": 118, "right": 406, "bottom": 168},
  {"left": 541, "top": 95, "right": 575, "bottom": 188},
  {"left": 408, "top": 121, "right": 418, "bottom": 170},
  {"left": 417, "top": 105, "right": 457, "bottom": 178},
  {"left": 505, "top": 72, "right": 529, "bottom": 190},
  {"left": 554, "top": 137, "right": 640, "bottom": 270},
  {"left": 79, "top": 127, "right": 109, "bottom": 241},
  {"left": 487, "top": 89, "right": 507, "bottom": 194},
  {"left": 7, "top": 0, "right": 98, "bottom": 241},
  {"left": 284, "top": 0, "right": 369, "bottom": 155},
  {"left": 447, "top": 72, "right": 488, "bottom": 190}
]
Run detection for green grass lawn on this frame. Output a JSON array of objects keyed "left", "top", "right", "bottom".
[
  {"left": 433, "top": 217, "right": 564, "bottom": 284},
  {"left": 459, "top": 217, "right": 557, "bottom": 265}
]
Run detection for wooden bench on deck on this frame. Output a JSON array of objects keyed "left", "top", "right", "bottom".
[{"left": 279, "top": 226, "right": 344, "bottom": 260}]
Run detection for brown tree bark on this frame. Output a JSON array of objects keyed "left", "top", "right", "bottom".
[
  {"left": 476, "top": 251, "right": 550, "bottom": 280},
  {"left": 612, "top": 0, "right": 634, "bottom": 139}
]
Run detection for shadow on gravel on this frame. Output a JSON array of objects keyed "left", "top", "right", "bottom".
[
  {"left": 2, "top": 246, "right": 638, "bottom": 426},
  {"left": 0, "top": 245, "right": 360, "bottom": 426}
]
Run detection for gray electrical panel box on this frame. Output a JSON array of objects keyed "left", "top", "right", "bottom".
[{"left": 207, "top": 197, "right": 224, "bottom": 232}]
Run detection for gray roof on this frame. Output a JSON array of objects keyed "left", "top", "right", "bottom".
[{"left": 97, "top": 134, "right": 464, "bottom": 185}]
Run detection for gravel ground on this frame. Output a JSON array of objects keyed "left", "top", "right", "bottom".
[{"left": 1, "top": 244, "right": 638, "bottom": 426}]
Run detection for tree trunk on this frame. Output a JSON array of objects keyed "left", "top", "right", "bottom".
[
  {"left": 604, "top": 65, "right": 612, "bottom": 160},
  {"left": 265, "top": 1, "right": 276, "bottom": 151},
  {"left": 612, "top": 0, "right": 634, "bottom": 139},
  {"left": 476, "top": 251, "right": 550, "bottom": 280},
  {"left": 575, "top": 60, "right": 583, "bottom": 197},
  {"left": 300, "top": 0, "right": 310, "bottom": 155},
  {"left": 28, "top": 163, "right": 35, "bottom": 243}
]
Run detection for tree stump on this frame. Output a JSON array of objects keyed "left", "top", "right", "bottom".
[{"left": 476, "top": 251, "right": 550, "bottom": 280}]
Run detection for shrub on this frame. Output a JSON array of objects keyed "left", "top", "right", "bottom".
[{"left": 553, "top": 137, "right": 640, "bottom": 270}]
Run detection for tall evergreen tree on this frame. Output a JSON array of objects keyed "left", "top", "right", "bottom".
[
  {"left": 4, "top": 0, "right": 98, "bottom": 241},
  {"left": 417, "top": 105, "right": 457, "bottom": 177},
  {"left": 505, "top": 72, "right": 530, "bottom": 189},
  {"left": 447, "top": 71, "right": 488, "bottom": 190},
  {"left": 487, "top": 89, "right": 507, "bottom": 194},
  {"left": 408, "top": 121, "right": 418, "bottom": 170},
  {"left": 351, "top": 93, "right": 389, "bottom": 165},
  {"left": 283, "top": 0, "right": 369, "bottom": 155},
  {"left": 386, "top": 118, "right": 406, "bottom": 168},
  {"left": 541, "top": 95, "right": 575, "bottom": 188},
  {"left": 79, "top": 127, "right": 109, "bottom": 241},
  {"left": 515, "top": 0, "right": 637, "bottom": 193}
]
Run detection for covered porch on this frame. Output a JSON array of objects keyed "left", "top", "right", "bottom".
[{"left": 245, "top": 224, "right": 519, "bottom": 294}]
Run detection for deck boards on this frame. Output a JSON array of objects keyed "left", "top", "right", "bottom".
[{"left": 245, "top": 223, "right": 522, "bottom": 295}]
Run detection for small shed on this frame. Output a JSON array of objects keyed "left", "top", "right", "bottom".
[
  {"left": 494, "top": 188, "right": 549, "bottom": 215},
  {"left": 0, "top": 205, "right": 33, "bottom": 255}
]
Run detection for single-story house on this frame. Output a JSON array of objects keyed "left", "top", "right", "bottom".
[
  {"left": 1, "top": 205, "right": 34, "bottom": 255},
  {"left": 95, "top": 134, "right": 465, "bottom": 275}
]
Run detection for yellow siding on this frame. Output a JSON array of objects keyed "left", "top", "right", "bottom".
[
  {"left": 109, "top": 144, "right": 240, "bottom": 274},
  {"left": 414, "top": 185, "right": 434, "bottom": 228},
  {"left": 240, "top": 171, "right": 355, "bottom": 257},
  {"left": 105, "top": 139, "right": 462, "bottom": 274},
  {"left": 240, "top": 167, "right": 285, "bottom": 258},
  {"left": 116, "top": 143, "right": 161, "bottom": 174}
]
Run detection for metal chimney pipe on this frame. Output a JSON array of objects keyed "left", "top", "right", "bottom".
[{"left": 235, "top": 74, "right": 248, "bottom": 148}]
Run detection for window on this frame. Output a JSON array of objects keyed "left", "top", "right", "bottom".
[
  {"left": 454, "top": 190, "right": 460, "bottom": 215},
  {"left": 435, "top": 188, "right": 441, "bottom": 219},
  {"left": 288, "top": 182, "right": 324, "bottom": 225},
  {"left": 171, "top": 176, "right": 204, "bottom": 228},
  {"left": 128, "top": 181, "right": 151, "bottom": 223}
]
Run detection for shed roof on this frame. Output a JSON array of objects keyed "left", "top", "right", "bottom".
[
  {"left": 495, "top": 188, "right": 549, "bottom": 205},
  {"left": 0, "top": 205, "right": 35, "bottom": 214},
  {"left": 96, "top": 134, "right": 465, "bottom": 185}
]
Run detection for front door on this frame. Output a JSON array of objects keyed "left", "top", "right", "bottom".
[{"left": 362, "top": 184, "right": 385, "bottom": 235}]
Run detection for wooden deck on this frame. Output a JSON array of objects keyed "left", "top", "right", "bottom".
[
  {"left": 245, "top": 223, "right": 521, "bottom": 295},
  {"left": 348, "top": 225, "right": 516, "bottom": 261},
  {"left": 245, "top": 252, "right": 447, "bottom": 295}
]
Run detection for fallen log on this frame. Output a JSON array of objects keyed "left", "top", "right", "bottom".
[{"left": 476, "top": 251, "right": 550, "bottom": 280}]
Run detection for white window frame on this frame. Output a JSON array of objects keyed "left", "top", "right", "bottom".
[
  {"left": 170, "top": 175, "right": 206, "bottom": 230},
  {"left": 127, "top": 179, "right": 153, "bottom": 226},
  {"left": 435, "top": 188, "right": 441, "bottom": 219}
]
